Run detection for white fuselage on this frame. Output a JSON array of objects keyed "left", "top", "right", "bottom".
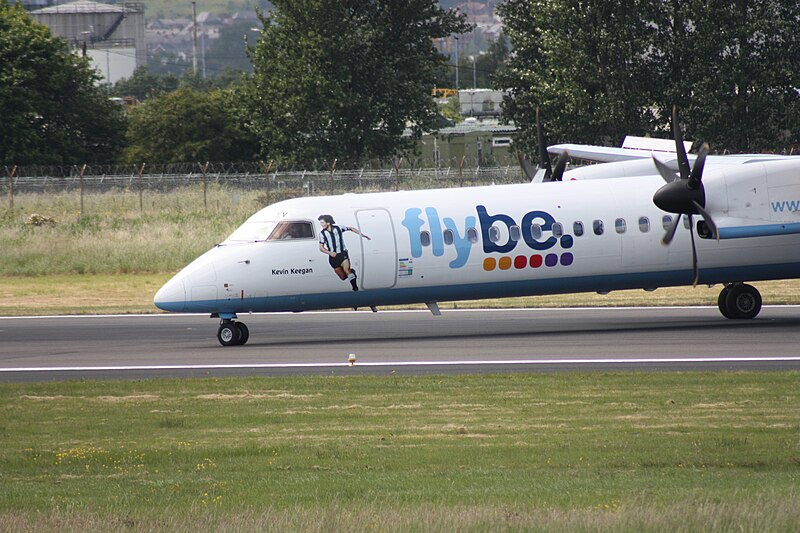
[{"left": 154, "top": 162, "right": 800, "bottom": 315}]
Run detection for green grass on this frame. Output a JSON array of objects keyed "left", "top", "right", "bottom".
[
  {"left": 0, "top": 187, "right": 256, "bottom": 276},
  {"left": 1, "top": 372, "right": 799, "bottom": 531}
]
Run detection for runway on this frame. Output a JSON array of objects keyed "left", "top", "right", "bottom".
[{"left": 1, "top": 306, "right": 800, "bottom": 381}]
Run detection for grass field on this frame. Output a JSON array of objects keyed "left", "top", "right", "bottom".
[
  {"left": 2, "top": 191, "right": 800, "bottom": 531},
  {"left": 1, "top": 372, "right": 799, "bottom": 532},
  {"left": 0, "top": 187, "right": 251, "bottom": 277}
]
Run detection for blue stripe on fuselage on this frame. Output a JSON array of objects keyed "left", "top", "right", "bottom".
[{"left": 719, "top": 223, "right": 800, "bottom": 239}]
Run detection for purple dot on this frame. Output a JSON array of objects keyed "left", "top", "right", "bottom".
[
  {"left": 560, "top": 253, "right": 573, "bottom": 266},
  {"left": 545, "top": 253, "right": 558, "bottom": 267}
]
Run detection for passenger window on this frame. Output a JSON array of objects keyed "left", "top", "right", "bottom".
[
  {"left": 467, "top": 227, "right": 479, "bottom": 243},
  {"left": 443, "top": 229, "right": 454, "bottom": 245},
  {"left": 420, "top": 231, "right": 431, "bottom": 247},
  {"left": 530, "top": 224, "right": 542, "bottom": 240},
  {"left": 662, "top": 215, "right": 673, "bottom": 230},
  {"left": 488, "top": 226, "right": 501, "bottom": 243},
  {"left": 552, "top": 223, "right": 563, "bottom": 238},
  {"left": 615, "top": 218, "right": 626, "bottom": 234},
  {"left": 683, "top": 215, "right": 691, "bottom": 229},
  {"left": 268, "top": 221, "right": 314, "bottom": 240},
  {"left": 573, "top": 221, "right": 584, "bottom": 237},
  {"left": 593, "top": 220, "right": 604, "bottom": 236},
  {"left": 509, "top": 225, "right": 521, "bottom": 242},
  {"left": 638, "top": 217, "right": 650, "bottom": 233}
]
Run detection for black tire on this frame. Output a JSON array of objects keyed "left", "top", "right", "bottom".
[
  {"left": 235, "top": 322, "right": 250, "bottom": 346},
  {"left": 717, "top": 286, "right": 732, "bottom": 318},
  {"left": 217, "top": 322, "right": 241, "bottom": 347},
  {"left": 724, "top": 284, "right": 762, "bottom": 319}
]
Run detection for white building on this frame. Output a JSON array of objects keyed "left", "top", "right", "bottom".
[{"left": 458, "top": 89, "right": 507, "bottom": 118}]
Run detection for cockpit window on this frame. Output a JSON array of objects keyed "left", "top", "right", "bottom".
[
  {"left": 268, "top": 221, "right": 315, "bottom": 240},
  {"left": 224, "top": 221, "right": 276, "bottom": 242}
]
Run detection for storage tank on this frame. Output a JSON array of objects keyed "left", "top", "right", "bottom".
[{"left": 31, "top": 0, "right": 145, "bottom": 84}]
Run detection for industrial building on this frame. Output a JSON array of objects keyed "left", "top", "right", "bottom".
[{"left": 29, "top": 0, "right": 145, "bottom": 85}]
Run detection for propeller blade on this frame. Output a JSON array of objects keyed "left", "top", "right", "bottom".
[
  {"left": 661, "top": 214, "right": 681, "bottom": 245},
  {"left": 672, "top": 105, "right": 690, "bottom": 181},
  {"left": 689, "top": 214, "right": 699, "bottom": 286},
  {"left": 536, "top": 107, "right": 553, "bottom": 182},
  {"left": 552, "top": 151, "right": 569, "bottom": 181},
  {"left": 688, "top": 143, "right": 708, "bottom": 190},
  {"left": 692, "top": 200, "right": 719, "bottom": 241},
  {"left": 652, "top": 155, "right": 678, "bottom": 183},
  {"left": 517, "top": 151, "right": 537, "bottom": 181}
]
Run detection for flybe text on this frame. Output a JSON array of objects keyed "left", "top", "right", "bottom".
[{"left": 401, "top": 205, "right": 574, "bottom": 269}]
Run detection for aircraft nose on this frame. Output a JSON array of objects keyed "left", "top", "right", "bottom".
[{"left": 154, "top": 275, "right": 187, "bottom": 312}]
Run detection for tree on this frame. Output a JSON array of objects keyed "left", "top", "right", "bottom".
[
  {"left": 112, "top": 66, "right": 180, "bottom": 101},
  {"left": 240, "top": 0, "right": 471, "bottom": 164},
  {"left": 0, "top": 1, "right": 126, "bottom": 165},
  {"left": 203, "top": 22, "right": 262, "bottom": 75},
  {"left": 497, "top": 0, "right": 658, "bottom": 159},
  {"left": 498, "top": 0, "right": 800, "bottom": 155},
  {"left": 482, "top": 35, "right": 511, "bottom": 89},
  {"left": 652, "top": 0, "right": 800, "bottom": 152},
  {"left": 124, "top": 87, "right": 259, "bottom": 163},
  {"left": 444, "top": 35, "right": 511, "bottom": 90}
]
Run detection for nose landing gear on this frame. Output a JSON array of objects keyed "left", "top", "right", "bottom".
[{"left": 217, "top": 319, "right": 250, "bottom": 346}]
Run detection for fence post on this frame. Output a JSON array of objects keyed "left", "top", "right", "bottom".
[
  {"left": 138, "top": 162, "right": 146, "bottom": 212},
  {"left": 199, "top": 161, "right": 209, "bottom": 209},
  {"left": 458, "top": 156, "right": 466, "bottom": 187},
  {"left": 328, "top": 158, "right": 337, "bottom": 195},
  {"left": 393, "top": 156, "right": 402, "bottom": 191},
  {"left": 78, "top": 164, "right": 87, "bottom": 217},
  {"left": 5, "top": 165, "right": 16, "bottom": 209},
  {"left": 260, "top": 159, "right": 273, "bottom": 205}
]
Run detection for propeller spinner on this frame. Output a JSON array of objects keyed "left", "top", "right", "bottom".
[{"left": 652, "top": 107, "right": 718, "bottom": 285}]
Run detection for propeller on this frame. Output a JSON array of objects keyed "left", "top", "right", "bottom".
[
  {"left": 536, "top": 107, "right": 568, "bottom": 182},
  {"left": 652, "top": 106, "right": 718, "bottom": 285}
]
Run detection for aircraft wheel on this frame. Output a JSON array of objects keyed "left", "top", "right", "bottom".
[
  {"left": 217, "top": 321, "right": 241, "bottom": 347},
  {"left": 724, "top": 284, "right": 762, "bottom": 319},
  {"left": 717, "top": 286, "right": 732, "bottom": 318},
  {"left": 235, "top": 322, "right": 250, "bottom": 346}
]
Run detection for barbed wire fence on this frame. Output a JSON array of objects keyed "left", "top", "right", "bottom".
[{"left": 3, "top": 158, "right": 532, "bottom": 214}]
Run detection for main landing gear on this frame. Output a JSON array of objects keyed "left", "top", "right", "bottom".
[
  {"left": 717, "top": 283, "right": 762, "bottom": 319},
  {"left": 217, "top": 319, "right": 250, "bottom": 346}
]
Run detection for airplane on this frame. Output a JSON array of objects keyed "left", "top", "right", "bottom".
[{"left": 154, "top": 109, "right": 800, "bottom": 346}]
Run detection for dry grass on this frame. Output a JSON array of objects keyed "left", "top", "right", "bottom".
[{"left": 3, "top": 499, "right": 800, "bottom": 533}]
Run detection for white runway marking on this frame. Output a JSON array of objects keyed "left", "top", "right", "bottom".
[{"left": 3, "top": 356, "right": 800, "bottom": 373}]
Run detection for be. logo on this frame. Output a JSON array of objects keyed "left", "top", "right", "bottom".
[{"left": 402, "top": 205, "right": 574, "bottom": 270}]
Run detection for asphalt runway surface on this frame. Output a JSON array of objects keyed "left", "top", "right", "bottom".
[{"left": 2, "top": 306, "right": 800, "bottom": 382}]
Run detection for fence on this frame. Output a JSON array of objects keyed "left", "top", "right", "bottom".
[{"left": 3, "top": 161, "right": 531, "bottom": 210}]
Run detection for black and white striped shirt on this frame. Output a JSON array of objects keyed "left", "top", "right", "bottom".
[{"left": 319, "top": 226, "right": 351, "bottom": 253}]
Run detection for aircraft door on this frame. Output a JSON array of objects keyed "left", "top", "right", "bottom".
[{"left": 355, "top": 209, "right": 397, "bottom": 289}]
